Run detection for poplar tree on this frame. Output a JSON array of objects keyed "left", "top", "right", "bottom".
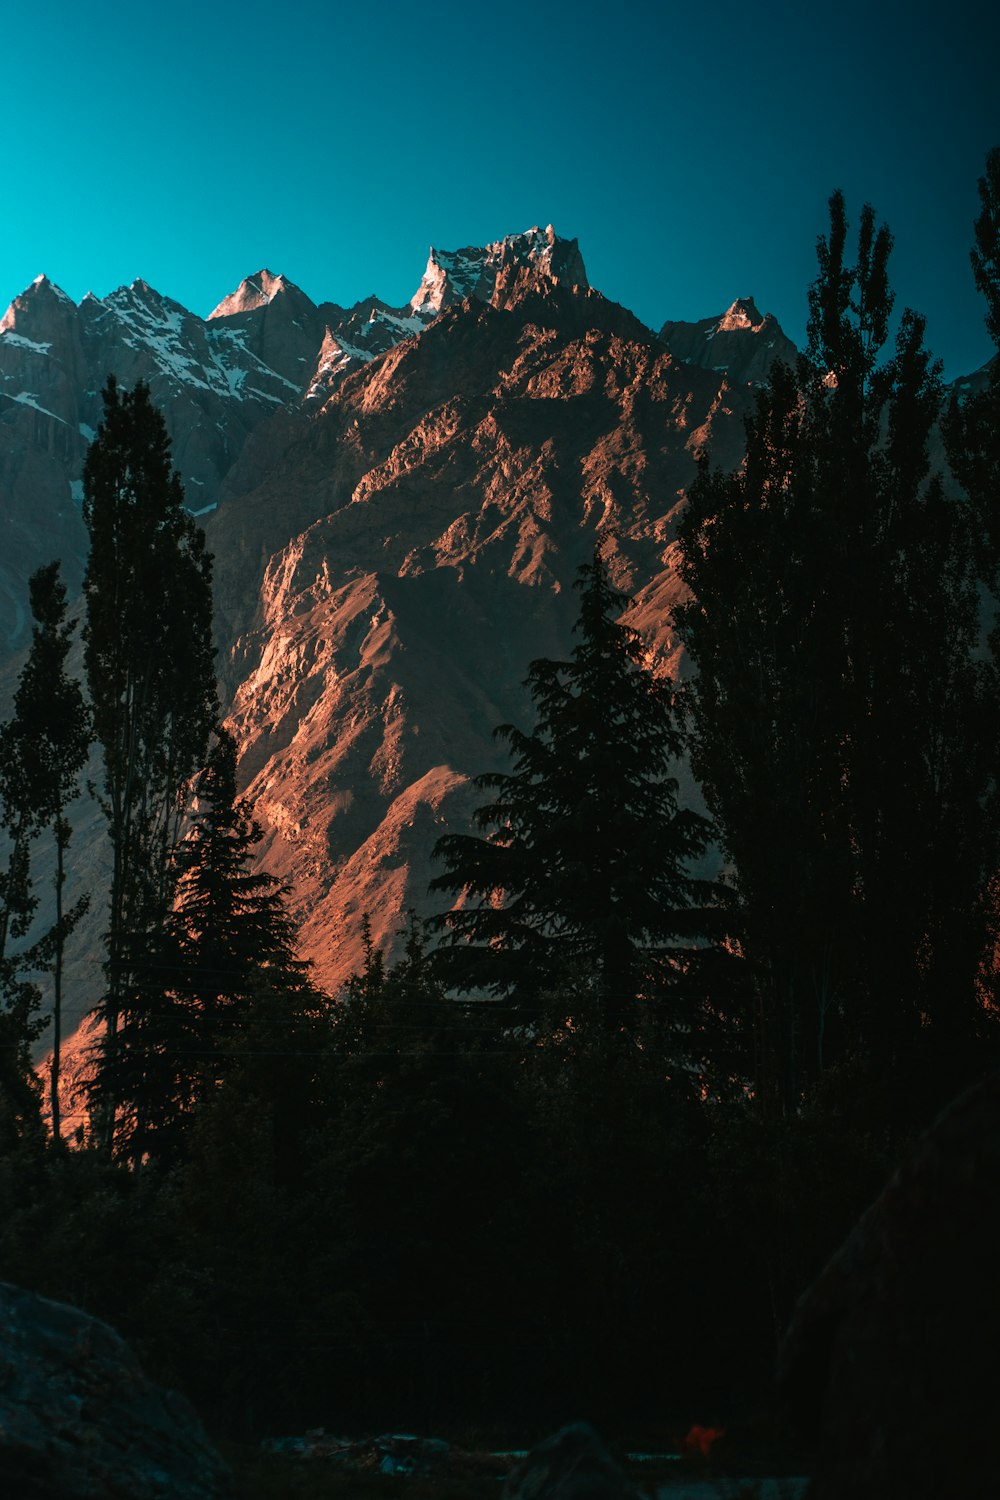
[
  {"left": 0, "top": 564, "right": 91, "bottom": 1145},
  {"left": 677, "top": 190, "right": 999, "bottom": 1113},
  {"left": 14, "top": 565, "right": 91, "bottom": 1140},
  {"left": 946, "top": 148, "right": 1000, "bottom": 577},
  {"left": 82, "top": 378, "right": 216, "bottom": 1151}
]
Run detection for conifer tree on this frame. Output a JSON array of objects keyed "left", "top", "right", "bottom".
[
  {"left": 82, "top": 378, "right": 216, "bottom": 1151},
  {"left": 169, "top": 728, "right": 316, "bottom": 1077},
  {"left": 0, "top": 564, "right": 91, "bottom": 1145},
  {"left": 11, "top": 564, "right": 91, "bottom": 1140},
  {"left": 945, "top": 147, "right": 1000, "bottom": 576},
  {"left": 677, "top": 190, "right": 999, "bottom": 1113},
  {"left": 99, "top": 728, "right": 324, "bottom": 1165},
  {"left": 430, "top": 548, "right": 722, "bottom": 1035}
]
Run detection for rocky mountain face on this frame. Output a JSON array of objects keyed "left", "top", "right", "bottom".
[
  {"left": 659, "top": 296, "right": 799, "bottom": 384},
  {"left": 0, "top": 226, "right": 791, "bottom": 1074}
]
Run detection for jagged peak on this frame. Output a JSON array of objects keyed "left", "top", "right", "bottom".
[
  {"left": 1, "top": 274, "right": 77, "bottom": 333},
  {"left": 208, "top": 269, "right": 312, "bottom": 320},
  {"left": 410, "top": 225, "right": 589, "bottom": 319},
  {"left": 120, "top": 277, "right": 171, "bottom": 304},
  {"left": 717, "top": 297, "right": 766, "bottom": 332},
  {"left": 29, "top": 273, "right": 75, "bottom": 302}
]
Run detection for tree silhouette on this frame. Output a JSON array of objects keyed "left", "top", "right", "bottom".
[
  {"left": 430, "top": 547, "right": 722, "bottom": 1037},
  {"left": 99, "top": 728, "right": 323, "bottom": 1166},
  {"left": 82, "top": 378, "right": 216, "bottom": 1151},
  {"left": 677, "top": 190, "right": 1000, "bottom": 1113}
]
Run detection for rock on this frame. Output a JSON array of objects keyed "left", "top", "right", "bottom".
[
  {"left": 262, "top": 1427, "right": 512, "bottom": 1478},
  {"left": 778, "top": 1068, "right": 1000, "bottom": 1499},
  {"left": 659, "top": 298, "right": 798, "bottom": 385},
  {"left": 502, "top": 1423, "right": 639, "bottom": 1500},
  {"left": 0, "top": 1280, "right": 231, "bottom": 1499}
]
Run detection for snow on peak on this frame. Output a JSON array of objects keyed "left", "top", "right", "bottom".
[
  {"left": 409, "top": 225, "right": 588, "bottom": 318},
  {"left": 28, "top": 274, "right": 74, "bottom": 303},
  {"left": 718, "top": 298, "right": 765, "bottom": 332},
  {"left": 0, "top": 274, "right": 77, "bottom": 334},
  {"left": 208, "top": 270, "right": 299, "bottom": 320}
]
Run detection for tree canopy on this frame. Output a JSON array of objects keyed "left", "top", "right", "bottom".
[
  {"left": 431, "top": 548, "right": 724, "bottom": 1036},
  {"left": 676, "top": 190, "right": 1000, "bottom": 1112}
]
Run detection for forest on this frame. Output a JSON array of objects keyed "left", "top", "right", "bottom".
[{"left": 1, "top": 151, "right": 999, "bottom": 1455}]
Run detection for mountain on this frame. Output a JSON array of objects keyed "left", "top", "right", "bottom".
[
  {"left": 0, "top": 227, "right": 791, "bottom": 1100},
  {"left": 659, "top": 296, "right": 798, "bottom": 384}
]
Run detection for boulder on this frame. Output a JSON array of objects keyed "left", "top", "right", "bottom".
[
  {"left": 778, "top": 1068, "right": 1000, "bottom": 1499},
  {"left": 0, "top": 1280, "right": 231, "bottom": 1499},
  {"left": 502, "top": 1423, "right": 639, "bottom": 1500}
]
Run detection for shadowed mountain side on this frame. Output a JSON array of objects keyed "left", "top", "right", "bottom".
[{"left": 210, "top": 284, "right": 751, "bottom": 989}]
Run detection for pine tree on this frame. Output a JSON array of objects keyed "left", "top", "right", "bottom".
[
  {"left": 8, "top": 564, "right": 92, "bottom": 1140},
  {"left": 430, "top": 548, "right": 722, "bottom": 1036},
  {"left": 677, "top": 190, "right": 999, "bottom": 1113},
  {"left": 945, "top": 148, "right": 1000, "bottom": 576},
  {"left": 170, "top": 728, "right": 316, "bottom": 1076},
  {"left": 0, "top": 564, "right": 91, "bottom": 1147},
  {"left": 99, "top": 728, "right": 324, "bottom": 1166},
  {"left": 82, "top": 378, "right": 216, "bottom": 1150}
]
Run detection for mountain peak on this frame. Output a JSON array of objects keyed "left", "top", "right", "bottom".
[
  {"left": 1, "top": 273, "right": 77, "bottom": 336},
  {"left": 409, "top": 226, "right": 589, "bottom": 319},
  {"left": 208, "top": 270, "right": 306, "bottom": 320},
  {"left": 718, "top": 297, "right": 765, "bottom": 331},
  {"left": 659, "top": 298, "right": 797, "bottom": 384}
]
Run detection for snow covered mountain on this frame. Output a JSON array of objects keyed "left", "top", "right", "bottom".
[{"left": 0, "top": 227, "right": 606, "bottom": 649}]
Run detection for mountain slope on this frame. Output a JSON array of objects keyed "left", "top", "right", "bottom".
[
  {"left": 208, "top": 274, "right": 752, "bottom": 984},
  {"left": 0, "top": 227, "right": 795, "bottom": 1078}
]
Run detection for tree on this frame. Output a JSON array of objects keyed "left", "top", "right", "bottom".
[
  {"left": 169, "top": 728, "right": 319, "bottom": 1071},
  {"left": 945, "top": 148, "right": 1000, "bottom": 576},
  {"left": 677, "top": 190, "right": 999, "bottom": 1114},
  {"left": 82, "top": 378, "right": 217, "bottom": 1151},
  {"left": 0, "top": 564, "right": 91, "bottom": 1146},
  {"left": 96, "top": 728, "right": 325, "bottom": 1166},
  {"left": 10, "top": 565, "right": 91, "bottom": 1141},
  {"left": 430, "top": 548, "right": 723, "bottom": 1037}
]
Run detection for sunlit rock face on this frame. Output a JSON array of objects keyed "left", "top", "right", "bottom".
[
  {"left": 209, "top": 277, "right": 752, "bottom": 989},
  {"left": 659, "top": 296, "right": 798, "bottom": 385},
  {"left": 1, "top": 226, "right": 794, "bottom": 1069},
  {"left": 409, "top": 224, "right": 589, "bottom": 318}
]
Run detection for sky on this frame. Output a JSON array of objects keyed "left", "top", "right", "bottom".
[{"left": 2, "top": 1, "right": 997, "bottom": 377}]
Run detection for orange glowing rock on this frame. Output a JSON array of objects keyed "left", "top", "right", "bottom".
[{"left": 680, "top": 1424, "right": 725, "bottom": 1459}]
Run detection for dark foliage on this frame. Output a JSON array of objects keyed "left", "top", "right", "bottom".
[
  {"left": 82, "top": 378, "right": 217, "bottom": 1151},
  {"left": 677, "top": 189, "right": 1000, "bottom": 1114},
  {"left": 0, "top": 563, "right": 91, "bottom": 1149},
  {"left": 1, "top": 160, "right": 999, "bottom": 1461},
  {"left": 430, "top": 548, "right": 728, "bottom": 1045}
]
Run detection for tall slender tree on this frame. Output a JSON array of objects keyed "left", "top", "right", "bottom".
[
  {"left": 82, "top": 378, "right": 216, "bottom": 1151},
  {"left": 677, "top": 190, "right": 999, "bottom": 1114},
  {"left": 430, "top": 548, "right": 723, "bottom": 1038},
  {"left": 946, "top": 148, "right": 1000, "bottom": 576},
  {"left": 11, "top": 564, "right": 91, "bottom": 1140},
  {"left": 0, "top": 564, "right": 91, "bottom": 1145}
]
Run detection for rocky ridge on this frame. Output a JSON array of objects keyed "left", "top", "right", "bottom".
[{"left": 659, "top": 296, "right": 799, "bottom": 385}]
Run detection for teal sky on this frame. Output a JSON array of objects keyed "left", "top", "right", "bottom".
[{"left": 2, "top": 0, "right": 997, "bottom": 376}]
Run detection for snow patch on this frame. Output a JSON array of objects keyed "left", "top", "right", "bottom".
[
  {"left": 1, "top": 331, "right": 52, "bottom": 354},
  {"left": 5, "top": 391, "right": 69, "bottom": 423}
]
